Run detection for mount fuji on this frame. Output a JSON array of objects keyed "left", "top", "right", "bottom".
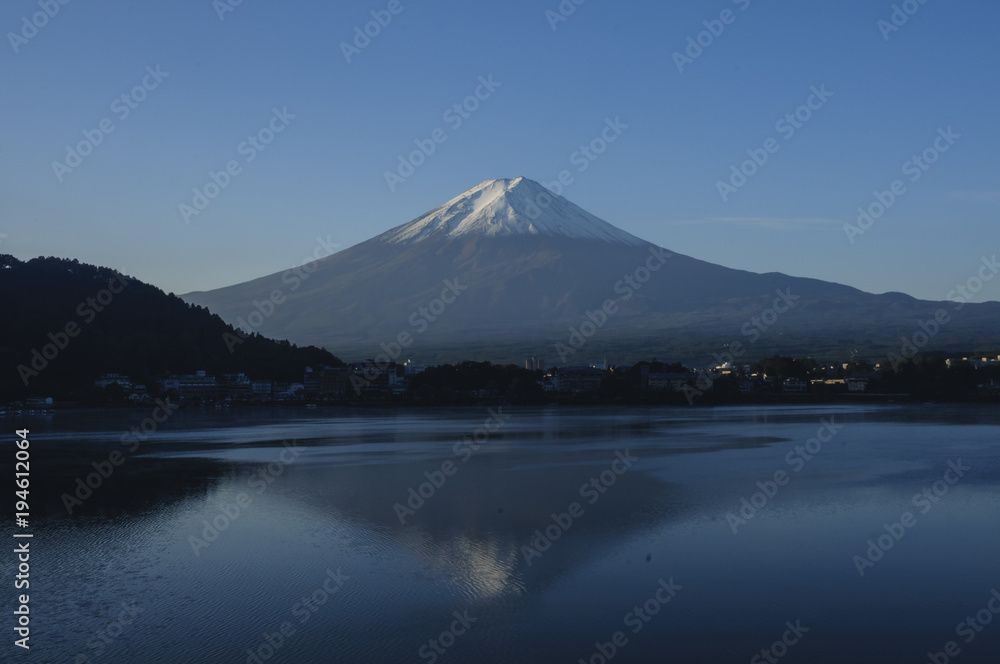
[
  {"left": 183, "top": 177, "right": 999, "bottom": 364},
  {"left": 374, "top": 176, "right": 647, "bottom": 246}
]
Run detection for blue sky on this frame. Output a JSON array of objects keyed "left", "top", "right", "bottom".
[{"left": 1, "top": 0, "right": 998, "bottom": 300}]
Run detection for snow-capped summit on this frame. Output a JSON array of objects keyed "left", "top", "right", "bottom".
[
  {"left": 183, "top": 175, "right": 1000, "bottom": 366},
  {"left": 376, "top": 177, "right": 648, "bottom": 246}
]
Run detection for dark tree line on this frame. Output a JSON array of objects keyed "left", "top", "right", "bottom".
[
  {"left": 408, "top": 362, "right": 544, "bottom": 403},
  {"left": 1, "top": 255, "right": 341, "bottom": 401}
]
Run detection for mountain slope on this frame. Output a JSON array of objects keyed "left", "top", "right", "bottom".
[
  {"left": 182, "top": 178, "right": 1000, "bottom": 364},
  {"left": 376, "top": 176, "right": 647, "bottom": 246}
]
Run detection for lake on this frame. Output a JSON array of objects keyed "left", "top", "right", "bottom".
[{"left": 12, "top": 404, "right": 1000, "bottom": 663}]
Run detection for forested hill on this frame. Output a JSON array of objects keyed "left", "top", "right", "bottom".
[{"left": 1, "top": 255, "right": 341, "bottom": 400}]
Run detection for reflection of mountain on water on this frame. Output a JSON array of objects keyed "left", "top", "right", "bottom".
[
  {"left": 16, "top": 407, "right": 1000, "bottom": 664},
  {"left": 275, "top": 450, "right": 681, "bottom": 603},
  {"left": 19, "top": 407, "right": 794, "bottom": 656}
]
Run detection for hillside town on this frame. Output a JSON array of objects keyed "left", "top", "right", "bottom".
[{"left": 7, "top": 353, "right": 998, "bottom": 413}]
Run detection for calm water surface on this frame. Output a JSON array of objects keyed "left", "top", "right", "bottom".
[{"left": 11, "top": 404, "right": 1000, "bottom": 663}]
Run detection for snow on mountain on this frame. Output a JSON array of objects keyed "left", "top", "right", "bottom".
[
  {"left": 376, "top": 177, "right": 648, "bottom": 246},
  {"left": 182, "top": 175, "right": 1000, "bottom": 364}
]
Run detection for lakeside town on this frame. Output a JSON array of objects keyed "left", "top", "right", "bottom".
[{"left": 7, "top": 352, "right": 1000, "bottom": 413}]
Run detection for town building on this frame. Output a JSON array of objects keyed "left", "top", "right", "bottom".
[{"left": 550, "top": 367, "right": 605, "bottom": 394}]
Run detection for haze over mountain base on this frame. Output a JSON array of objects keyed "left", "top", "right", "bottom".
[{"left": 183, "top": 178, "right": 1000, "bottom": 365}]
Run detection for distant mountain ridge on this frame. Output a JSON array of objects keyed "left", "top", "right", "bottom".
[{"left": 182, "top": 178, "right": 1000, "bottom": 364}]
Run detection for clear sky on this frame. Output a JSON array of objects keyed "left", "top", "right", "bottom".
[{"left": 1, "top": 0, "right": 997, "bottom": 300}]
